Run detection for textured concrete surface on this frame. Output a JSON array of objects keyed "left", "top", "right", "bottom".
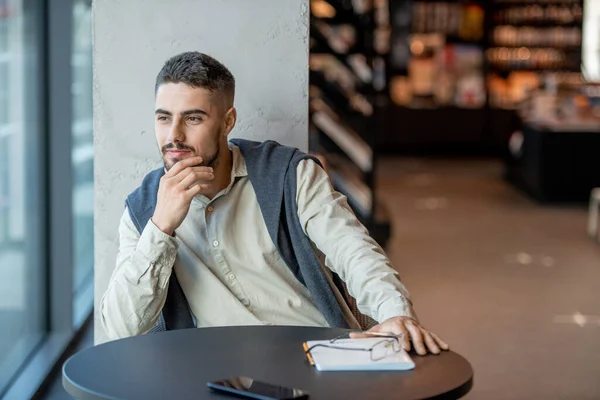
[
  {"left": 377, "top": 157, "right": 600, "bottom": 400},
  {"left": 93, "top": 0, "right": 309, "bottom": 344}
]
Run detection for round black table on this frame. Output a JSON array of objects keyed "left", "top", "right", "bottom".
[{"left": 63, "top": 326, "right": 473, "bottom": 400}]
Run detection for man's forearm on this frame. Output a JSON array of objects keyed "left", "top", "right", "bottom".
[
  {"left": 305, "top": 203, "right": 419, "bottom": 323},
  {"left": 296, "top": 159, "right": 418, "bottom": 324},
  {"left": 101, "top": 219, "right": 179, "bottom": 340},
  {"left": 326, "top": 231, "right": 418, "bottom": 323},
  {"left": 375, "top": 295, "right": 418, "bottom": 323}
]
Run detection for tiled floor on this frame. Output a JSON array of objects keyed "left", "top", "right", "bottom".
[
  {"left": 377, "top": 157, "right": 600, "bottom": 400},
  {"left": 40, "top": 157, "right": 600, "bottom": 399}
]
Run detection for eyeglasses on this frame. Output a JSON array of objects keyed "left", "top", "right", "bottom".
[{"left": 304, "top": 331, "right": 404, "bottom": 362}]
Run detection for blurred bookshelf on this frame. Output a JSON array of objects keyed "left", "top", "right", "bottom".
[
  {"left": 309, "top": 0, "right": 391, "bottom": 247},
  {"left": 377, "top": 0, "right": 585, "bottom": 154},
  {"left": 308, "top": 0, "right": 595, "bottom": 236},
  {"left": 487, "top": 0, "right": 583, "bottom": 110}
]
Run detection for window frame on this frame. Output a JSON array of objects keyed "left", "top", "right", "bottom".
[{"left": 1, "top": 0, "right": 94, "bottom": 397}]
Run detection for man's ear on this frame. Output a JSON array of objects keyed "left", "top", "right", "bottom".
[{"left": 223, "top": 107, "right": 237, "bottom": 136}]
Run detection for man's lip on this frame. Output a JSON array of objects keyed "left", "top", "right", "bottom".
[{"left": 166, "top": 150, "right": 192, "bottom": 156}]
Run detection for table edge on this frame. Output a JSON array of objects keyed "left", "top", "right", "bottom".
[
  {"left": 429, "top": 374, "right": 473, "bottom": 400},
  {"left": 61, "top": 327, "right": 474, "bottom": 400},
  {"left": 62, "top": 355, "right": 117, "bottom": 400}
]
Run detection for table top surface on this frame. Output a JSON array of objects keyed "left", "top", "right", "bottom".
[{"left": 63, "top": 326, "right": 473, "bottom": 400}]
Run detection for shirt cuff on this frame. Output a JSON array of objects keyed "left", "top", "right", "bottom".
[
  {"left": 136, "top": 219, "right": 180, "bottom": 264},
  {"left": 375, "top": 297, "right": 419, "bottom": 323}
]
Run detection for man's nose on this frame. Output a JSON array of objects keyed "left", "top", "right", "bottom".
[{"left": 167, "top": 118, "right": 185, "bottom": 143}]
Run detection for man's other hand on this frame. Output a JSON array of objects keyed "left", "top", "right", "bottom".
[{"left": 350, "top": 316, "right": 449, "bottom": 356}]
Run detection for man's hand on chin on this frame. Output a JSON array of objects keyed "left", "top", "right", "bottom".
[{"left": 350, "top": 316, "right": 449, "bottom": 356}]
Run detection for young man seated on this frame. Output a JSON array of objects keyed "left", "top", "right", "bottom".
[{"left": 100, "top": 52, "right": 448, "bottom": 356}]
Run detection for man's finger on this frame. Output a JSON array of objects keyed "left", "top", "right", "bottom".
[
  {"left": 173, "top": 166, "right": 214, "bottom": 184},
  {"left": 393, "top": 321, "right": 410, "bottom": 352},
  {"left": 348, "top": 324, "right": 385, "bottom": 339},
  {"left": 165, "top": 156, "right": 204, "bottom": 177},
  {"left": 179, "top": 170, "right": 214, "bottom": 189},
  {"left": 186, "top": 183, "right": 208, "bottom": 197},
  {"left": 423, "top": 331, "right": 440, "bottom": 355},
  {"left": 430, "top": 332, "right": 449, "bottom": 350},
  {"left": 348, "top": 333, "right": 366, "bottom": 339},
  {"left": 405, "top": 322, "right": 426, "bottom": 355}
]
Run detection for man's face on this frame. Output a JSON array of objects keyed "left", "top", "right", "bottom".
[{"left": 155, "top": 83, "right": 228, "bottom": 171}]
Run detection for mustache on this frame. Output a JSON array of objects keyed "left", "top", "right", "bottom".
[{"left": 161, "top": 143, "right": 194, "bottom": 153}]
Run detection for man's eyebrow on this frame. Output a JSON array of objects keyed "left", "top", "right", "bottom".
[
  {"left": 181, "top": 109, "right": 208, "bottom": 116},
  {"left": 154, "top": 109, "right": 208, "bottom": 116}
]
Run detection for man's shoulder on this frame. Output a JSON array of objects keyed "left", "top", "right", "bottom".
[
  {"left": 140, "top": 167, "right": 165, "bottom": 187},
  {"left": 128, "top": 168, "right": 164, "bottom": 199},
  {"left": 125, "top": 167, "right": 164, "bottom": 210},
  {"left": 125, "top": 167, "right": 164, "bottom": 234},
  {"left": 229, "top": 138, "right": 317, "bottom": 165}
]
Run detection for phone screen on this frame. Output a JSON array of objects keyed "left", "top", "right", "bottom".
[{"left": 207, "top": 376, "right": 309, "bottom": 400}]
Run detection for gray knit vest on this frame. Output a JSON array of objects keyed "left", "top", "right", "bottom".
[{"left": 125, "top": 139, "right": 350, "bottom": 331}]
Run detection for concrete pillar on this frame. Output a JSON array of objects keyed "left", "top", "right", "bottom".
[{"left": 93, "top": 0, "right": 309, "bottom": 343}]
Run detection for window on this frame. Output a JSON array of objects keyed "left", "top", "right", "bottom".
[
  {"left": 0, "top": 0, "right": 96, "bottom": 396},
  {"left": 0, "top": 0, "right": 45, "bottom": 393},
  {"left": 71, "top": 0, "right": 94, "bottom": 306}
]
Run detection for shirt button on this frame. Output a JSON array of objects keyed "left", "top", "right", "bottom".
[
  {"left": 228, "top": 273, "right": 236, "bottom": 280},
  {"left": 242, "top": 299, "right": 250, "bottom": 307},
  {"left": 207, "top": 206, "right": 214, "bottom": 212},
  {"left": 212, "top": 240, "right": 219, "bottom": 247}
]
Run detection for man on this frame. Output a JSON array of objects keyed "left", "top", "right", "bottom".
[{"left": 101, "top": 52, "right": 448, "bottom": 356}]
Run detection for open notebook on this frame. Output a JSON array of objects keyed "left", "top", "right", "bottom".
[{"left": 303, "top": 338, "right": 415, "bottom": 371}]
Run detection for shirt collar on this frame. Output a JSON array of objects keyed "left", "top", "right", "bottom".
[
  {"left": 229, "top": 143, "right": 248, "bottom": 179},
  {"left": 191, "top": 143, "right": 247, "bottom": 205}
]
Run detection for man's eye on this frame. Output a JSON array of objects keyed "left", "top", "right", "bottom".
[
  {"left": 157, "top": 116, "right": 169, "bottom": 121},
  {"left": 188, "top": 116, "right": 202, "bottom": 122}
]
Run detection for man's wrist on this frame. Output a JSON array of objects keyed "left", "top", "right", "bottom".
[
  {"left": 376, "top": 297, "right": 419, "bottom": 323},
  {"left": 137, "top": 220, "right": 180, "bottom": 270},
  {"left": 151, "top": 216, "right": 175, "bottom": 237}
]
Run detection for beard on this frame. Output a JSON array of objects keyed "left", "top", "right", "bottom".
[{"left": 162, "top": 141, "right": 220, "bottom": 171}]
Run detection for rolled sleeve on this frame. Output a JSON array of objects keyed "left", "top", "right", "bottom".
[
  {"left": 376, "top": 297, "right": 419, "bottom": 323},
  {"left": 134, "top": 218, "right": 180, "bottom": 283},
  {"left": 100, "top": 209, "right": 179, "bottom": 340}
]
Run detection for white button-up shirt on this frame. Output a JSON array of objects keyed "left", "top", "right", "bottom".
[{"left": 100, "top": 144, "right": 416, "bottom": 340}]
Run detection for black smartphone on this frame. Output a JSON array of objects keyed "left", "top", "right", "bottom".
[{"left": 207, "top": 376, "right": 309, "bottom": 400}]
